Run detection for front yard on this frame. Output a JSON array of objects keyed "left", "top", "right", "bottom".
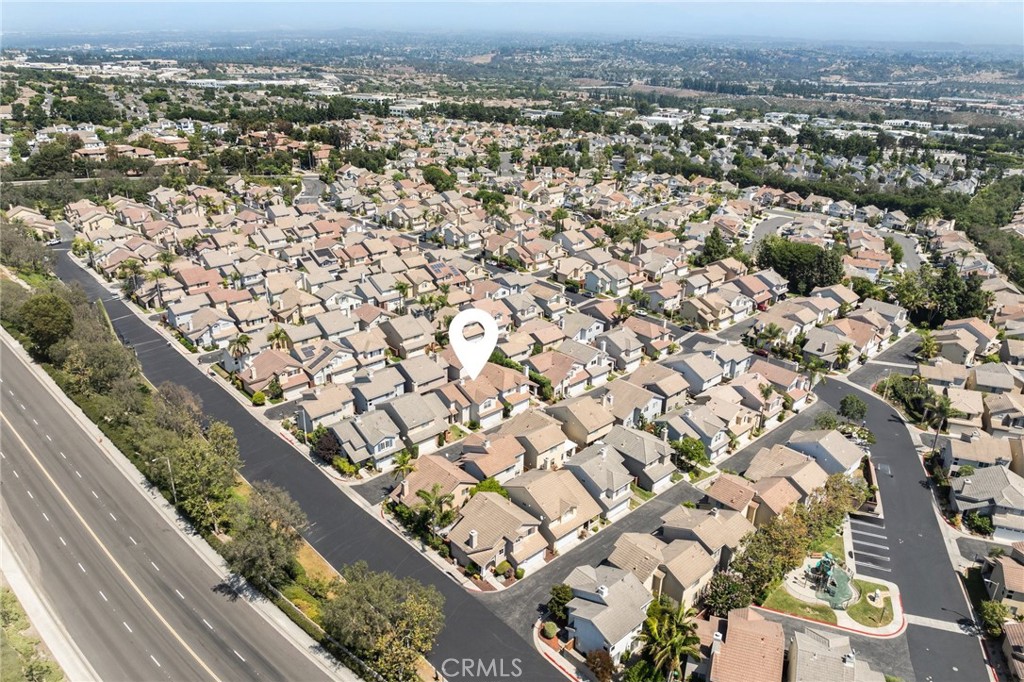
[
  {"left": 762, "top": 584, "right": 838, "bottom": 624},
  {"left": 847, "top": 579, "right": 894, "bottom": 627}
]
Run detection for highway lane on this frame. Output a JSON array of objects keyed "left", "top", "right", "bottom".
[
  {"left": 53, "top": 241, "right": 559, "bottom": 678},
  {"left": 1, "top": 337, "right": 339, "bottom": 682}
]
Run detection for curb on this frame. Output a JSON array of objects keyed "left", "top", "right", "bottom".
[
  {"left": 530, "top": 618, "right": 583, "bottom": 682},
  {"left": 754, "top": 594, "right": 908, "bottom": 639}
]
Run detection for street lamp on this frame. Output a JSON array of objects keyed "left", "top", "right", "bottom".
[
  {"left": 984, "top": 578, "right": 1001, "bottom": 598},
  {"left": 151, "top": 456, "right": 178, "bottom": 507}
]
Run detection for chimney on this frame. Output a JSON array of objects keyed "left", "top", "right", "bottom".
[
  {"left": 662, "top": 429, "right": 668, "bottom": 443},
  {"left": 523, "top": 363, "right": 530, "bottom": 379},
  {"left": 596, "top": 584, "right": 608, "bottom": 598},
  {"left": 600, "top": 339, "right": 607, "bottom": 354},
  {"left": 842, "top": 653, "right": 856, "bottom": 668},
  {"left": 400, "top": 478, "right": 409, "bottom": 498},
  {"left": 603, "top": 394, "right": 614, "bottom": 408},
  {"left": 710, "top": 507, "right": 719, "bottom": 517},
  {"left": 483, "top": 438, "right": 491, "bottom": 449},
  {"left": 366, "top": 368, "right": 374, "bottom": 381},
  {"left": 468, "top": 529, "right": 478, "bottom": 549},
  {"left": 712, "top": 631, "right": 724, "bottom": 642}
]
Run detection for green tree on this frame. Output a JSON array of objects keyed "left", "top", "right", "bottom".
[
  {"left": 322, "top": 562, "right": 445, "bottom": 681},
  {"left": 17, "top": 293, "right": 74, "bottom": 359},
  {"left": 267, "top": 325, "right": 291, "bottom": 350},
  {"left": 171, "top": 420, "right": 241, "bottom": 533},
  {"left": 392, "top": 450, "right": 416, "bottom": 480},
  {"left": 702, "top": 571, "right": 753, "bottom": 617},
  {"left": 228, "top": 333, "right": 252, "bottom": 362},
  {"left": 117, "top": 258, "right": 145, "bottom": 295},
  {"left": 979, "top": 600, "right": 1010, "bottom": 637},
  {"left": 415, "top": 483, "right": 456, "bottom": 536},
  {"left": 547, "top": 583, "right": 574, "bottom": 624},
  {"left": 918, "top": 330, "right": 939, "bottom": 360},
  {"left": 470, "top": 477, "right": 509, "bottom": 498},
  {"left": 836, "top": 342, "right": 853, "bottom": 368},
  {"left": 670, "top": 436, "right": 709, "bottom": 469},
  {"left": 839, "top": 394, "right": 868, "bottom": 422},
  {"left": 698, "top": 225, "right": 731, "bottom": 265},
  {"left": 639, "top": 603, "right": 701, "bottom": 682},
  {"left": 223, "top": 481, "right": 308, "bottom": 588},
  {"left": 421, "top": 165, "right": 455, "bottom": 191},
  {"left": 814, "top": 411, "right": 840, "bottom": 431},
  {"left": 883, "top": 236, "right": 904, "bottom": 264}
]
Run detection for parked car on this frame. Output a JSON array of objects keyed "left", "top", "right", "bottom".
[{"left": 46, "top": 237, "right": 62, "bottom": 246}]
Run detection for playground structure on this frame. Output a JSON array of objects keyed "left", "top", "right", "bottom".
[{"left": 806, "top": 552, "right": 857, "bottom": 610}]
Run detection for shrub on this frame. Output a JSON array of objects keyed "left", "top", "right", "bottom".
[
  {"left": 965, "top": 511, "right": 994, "bottom": 536},
  {"left": 515, "top": 567, "right": 525, "bottom": 580},
  {"left": 495, "top": 560, "right": 512, "bottom": 576},
  {"left": 542, "top": 621, "right": 558, "bottom": 639},
  {"left": 251, "top": 390, "right": 266, "bottom": 406},
  {"left": 332, "top": 456, "right": 358, "bottom": 477}
]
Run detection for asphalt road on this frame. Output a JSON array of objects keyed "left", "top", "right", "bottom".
[
  {"left": 813, "top": 376, "right": 989, "bottom": 682},
  {"left": 0, "top": 337, "right": 338, "bottom": 682},
  {"left": 53, "top": 252, "right": 559, "bottom": 680}
]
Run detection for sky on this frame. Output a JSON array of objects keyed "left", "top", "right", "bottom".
[{"left": 3, "top": 1, "right": 1023, "bottom": 47}]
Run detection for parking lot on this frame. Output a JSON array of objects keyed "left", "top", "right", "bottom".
[{"left": 849, "top": 515, "right": 893, "bottom": 575}]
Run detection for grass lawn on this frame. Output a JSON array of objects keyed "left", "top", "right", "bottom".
[
  {"left": 689, "top": 467, "right": 713, "bottom": 483},
  {"left": 847, "top": 580, "right": 894, "bottom": 627},
  {"left": 630, "top": 483, "right": 655, "bottom": 502},
  {"left": 762, "top": 585, "right": 838, "bottom": 624},
  {"left": 808, "top": 531, "right": 844, "bottom": 558},
  {"left": 963, "top": 567, "right": 989, "bottom": 611},
  {"left": 449, "top": 425, "right": 468, "bottom": 440},
  {"left": 297, "top": 542, "right": 341, "bottom": 582}
]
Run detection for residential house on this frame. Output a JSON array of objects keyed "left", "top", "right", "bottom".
[
  {"left": 787, "top": 430, "right": 864, "bottom": 476},
  {"left": 329, "top": 411, "right": 404, "bottom": 470},
  {"left": 506, "top": 469, "right": 602, "bottom": 554},
  {"left": 496, "top": 411, "right": 574, "bottom": 471},
  {"left": 379, "top": 314, "right": 436, "bottom": 359},
  {"left": 379, "top": 393, "right": 449, "bottom": 456},
  {"left": 350, "top": 366, "right": 406, "bottom": 413},
  {"left": 660, "top": 506, "right": 755, "bottom": 570},
  {"left": 607, "top": 533, "right": 717, "bottom": 609},
  {"left": 949, "top": 465, "right": 1024, "bottom": 541},
  {"left": 389, "top": 454, "right": 476, "bottom": 510},
  {"left": 565, "top": 565, "right": 653, "bottom": 660},
  {"left": 787, "top": 629, "right": 885, "bottom": 682},
  {"left": 939, "top": 431, "right": 1013, "bottom": 475},
  {"left": 459, "top": 434, "right": 526, "bottom": 484},
  {"left": 297, "top": 385, "right": 355, "bottom": 430},
  {"left": 603, "top": 425, "right": 677, "bottom": 493},
  {"left": 447, "top": 492, "right": 547, "bottom": 574},
  {"left": 707, "top": 608, "right": 785, "bottom": 682},
  {"left": 549, "top": 395, "right": 616, "bottom": 448},
  {"left": 565, "top": 443, "right": 634, "bottom": 520}
]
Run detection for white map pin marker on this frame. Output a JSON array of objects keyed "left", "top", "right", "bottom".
[{"left": 449, "top": 308, "right": 499, "bottom": 380}]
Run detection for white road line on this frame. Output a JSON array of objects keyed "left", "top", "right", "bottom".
[
  {"left": 7, "top": 389, "right": 13, "bottom": 396},
  {"left": 42, "top": 512, "right": 49, "bottom": 522},
  {"left": 26, "top": 490, "right": 33, "bottom": 499},
  {"left": 853, "top": 539, "right": 890, "bottom": 550},
  {"left": 855, "top": 560, "right": 893, "bottom": 572},
  {"left": 123, "top": 621, "right": 132, "bottom": 633},
  {"left": 45, "top": 434, "right": 52, "bottom": 441},
  {"left": 150, "top": 561, "right": 160, "bottom": 572},
  {"left": 129, "top": 536, "right": 137, "bottom": 545},
  {"left": 32, "top": 418, "right": 38, "bottom": 425},
  {"left": 77, "top": 562, "right": 86, "bottom": 573},
  {"left": 75, "top": 470, "right": 81, "bottom": 478},
  {"left": 59, "top": 451, "right": 66, "bottom": 459},
  {"left": 18, "top": 403, "right": 24, "bottom": 409},
  {"left": 150, "top": 655, "right": 161, "bottom": 668},
  {"left": 91, "top": 490, "right": 99, "bottom": 499},
  {"left": 851, "top": 519, "right": 885, "bottom": 530},
  {"left": 0, "top": 452, "right": 4, "bottom": 459},
  {"left": 855, "top": 550, "right": 891, "bottom": 561},
  {"left": 175, "top": 589, "right": 185, "bottom": 600},
  {"left": 852, "top": 529, "right": 888, "bottom": 540},
  {"left": 202, "top": 618, "right": 213, "bottom": 630},
  {"left": 99, "top": 591, "right": 108, "bottom": 602},
  {"left": 12, "top": 470, "right": 18, "bottom": 478},
  {"left": 109, "top": 512, "right": 117, "bottom": 522},
  {"left": 58, "top": 536, "right": 66, "bottom": 546},
  {"left": 233, "top": 650, "right": 245, "bottom": 662}
]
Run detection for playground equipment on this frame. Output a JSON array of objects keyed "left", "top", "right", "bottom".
[{"left": 806, "top": 552, "right": 856, "bottom": 609}]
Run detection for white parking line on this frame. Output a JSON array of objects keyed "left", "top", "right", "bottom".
[
  {"left": 855, "top": 560, "right": 893, "bottom": 572},
  {"left": 852, "top": 529, "right": 888, "bottom": 540},
  {"left": 851, "top": 519, "right": 885, "bottom": 530},
  {"left": 855, "top": 550, "right": 891, "bottom": 561},
  {"left": 853, "top": 539, "right": 890, "bottom": 550}
]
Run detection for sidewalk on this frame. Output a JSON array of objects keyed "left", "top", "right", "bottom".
[{"left": 0, "top": 328, "right": 349, "bottom": 681}]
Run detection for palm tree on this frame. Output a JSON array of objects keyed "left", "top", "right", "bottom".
[
  {"left": 925, "top": 391, "right": 961, "bottom": 453},
  {"left": 758, "top": 383, "right": 774, "bottom": 429},
  {"left": 267, "top": 325, "right": 291, "bottom": 351},
  {"left": 117, "top": 258, "right": 144, "bottom": 294},
  {"left": 760, "top": 322, "right": 784, "bottom": 349},
  {"left": 392, "top": 450, "right": 416, "bottom": 481},
  {"left": 394, "top": 281, "right": 410, "bottom": 301},
  {"left": 156, "top": 250, "right": 178, "bottom": 275},
  {"left": 146, "top": 269, "right": 167, "bottom": 309},
  {"left": 918, "top": 330, "right": 939, "bottom": 360},
  {"left": 180, "top": 235, "right": 200, "bottom": 257},
  {"left": 229, "top": 333, "right": 252, "bottom": 362},
  {"left": 416, "top": 483, "right": 455, "bottom": 536},
  {"left": 640, "top": 604, "right": 701, "bottom": 682},
  {"left": 614, "top": 301, "right": 633, "bottom": 324},
  {"left": 836, "top": 342, "right": 853, "bottom": 369}
]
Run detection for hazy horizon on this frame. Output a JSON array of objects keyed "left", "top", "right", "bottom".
[{"left": 2, "top": 2, "right": 1023, "bottom": 48}]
